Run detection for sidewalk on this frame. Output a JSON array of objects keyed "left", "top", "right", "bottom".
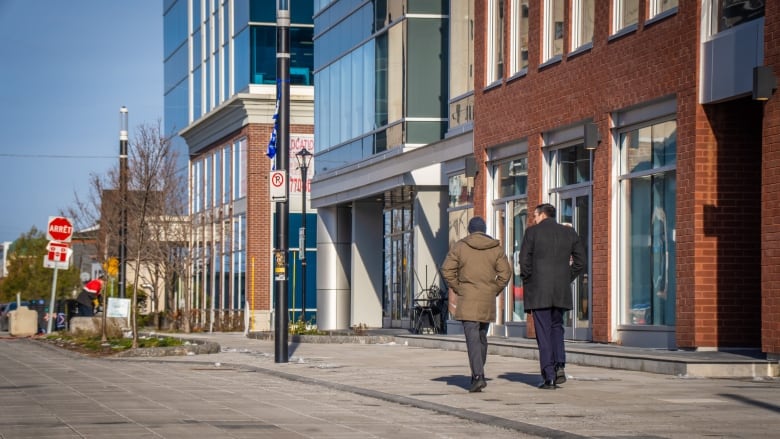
[{"left": 140, "top": 331, "right": 780, "bottom": 438}]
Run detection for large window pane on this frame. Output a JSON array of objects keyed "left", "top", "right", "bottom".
[
  {"left": 495, "top": 158, "right": 528, "bottom": 199},
  {"left": 450, "top": 0, "right": 475, "bottom": 96},
  {"left": 619, "top": 119, "right": 677, "bottom": 327},
  {"left": 613, "top": 0, "right": 639, "bottom": 33},
  {"left": 572, "top": 0, "right": 594, "bottom": 50},
  {"left": 250, "top": 26, "right": 275, "bottom": 84},
  {"left": 449, "top": 173, "right": 474, "bottom": 207},
  {"left": 719, "top": 0, "right": 764, "bottom": 31},
  {"left": 375, "top": 33, "right": 388, "bottom": 128},
  {"left": 387, "top": 22, "right": 404, "bottom": 124},
  {"left": 233, "top": 28, "right": 249, "bottom": 92},
  {"left": 510, "top": 199, "right": 527, "bottom": 321},
  {"left": 558, "top": 144, "right": 590, "bottom": 185},
  {"left": 543, "top": 0, "right": 564, "bottom": 61},
  {"left": 510, "top": 0, "right": 529, "bottom": 73},
  {"left": 164, "top": 0, "right": 187, "bottom": 59},
  {"left": 290, "top": 27, "right": 314, "bottom": 85},
  {"left": 487, "top": 0, "right": 505, "bottom": 83}
]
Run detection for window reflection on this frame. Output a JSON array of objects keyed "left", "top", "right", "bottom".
[
  {"left": 251, "top": 26, "right": 313, "bottom": 85},
  {"left": 449, "top": 173, "right": 475, "bottom": 207},
  {"left": 557, "top": 144, "right": 591, "bottom": 186},
  {"left": 619, "top": 120, "right": 677, "bottom": 326},
  {"left": 495, "top": 158, "right": 528, "bottom": 199},
  {"left": 719, "top": 0, "right": 764, "bottom": 31}
]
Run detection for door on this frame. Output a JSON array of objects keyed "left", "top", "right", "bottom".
[{"left": 557, "top": 188, "right": 591, "bottom": 341}]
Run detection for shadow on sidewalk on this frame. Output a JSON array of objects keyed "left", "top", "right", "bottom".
[{"left": 496, "top": 371, "right": 544, "bottom": 388}]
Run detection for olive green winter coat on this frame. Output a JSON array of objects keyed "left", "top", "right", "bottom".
[{"left": 441, "top": 232, "right": 512, "bottom": 323}]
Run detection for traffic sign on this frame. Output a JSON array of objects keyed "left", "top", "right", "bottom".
[
  {"left": 46, "top": 241, "right": 71, "bottom": 263},
  {"left": 43, "top": 253, "right": 70, "bottom": 270},
  {"left": 47, "top": 216, "right": 73, "bottom": 242},
  {"left": 270, "top": 170, "right": 288, "bottom": 201}
]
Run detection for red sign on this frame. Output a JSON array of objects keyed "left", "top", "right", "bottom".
[
  {"left": 47, "top": 241, "right": 69, "bottom": 262},
  {"left": 47, "top": 216, "right": 73, "bottom": 242}
]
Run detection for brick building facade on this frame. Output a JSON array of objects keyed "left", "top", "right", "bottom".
[{"left": 471, "top": 1, "right": 777, "bottom": 356}]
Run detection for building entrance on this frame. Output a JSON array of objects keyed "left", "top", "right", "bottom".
[{"left": 557, "top": 188, "right": 591, "bottom": 341}]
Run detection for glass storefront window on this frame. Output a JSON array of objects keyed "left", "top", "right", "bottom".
[
  {"left": 447, "top": 208, "right": 473, "bottom": 248},
  {"left": 618, "top": 119, "right": 677, "bottom": 326},
  {"left": 383, "top": 204, "right": 413, "bottom": 322},
  {"left": 492, "top": 157, "right": 528, "bottom": 323},
  {"left": 557, "top": 144, "right": 591, "bottom": 186},
  {"left": 494, "top": 158, "right": 528, "bottom": 199},
  {"left": 509, "top": 199, "right": 528, "bottom": 321},
  {"left": 448, "top": 173, "right": 475, "bottom": 208}
]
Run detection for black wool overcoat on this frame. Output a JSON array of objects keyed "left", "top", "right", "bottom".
[{"left": 519, "top": 218, "right": 586, "bottom": 311}]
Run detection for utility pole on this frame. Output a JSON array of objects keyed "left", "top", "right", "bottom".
[
  {"left": 273, "top": 0, "right": 290, "bottom": 363},
  {"left": 118, "top": 106, "right": 128, "bottom": 299}
]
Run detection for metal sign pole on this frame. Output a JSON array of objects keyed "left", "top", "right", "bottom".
[
  {"left": 47, "top": 267, "right": 58, "bottom": 334},
  {"left": 273, "top": 0, "right": 291, "bottom": 363}
]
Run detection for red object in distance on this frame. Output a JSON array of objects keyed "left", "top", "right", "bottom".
[{"left": 48, "top": 216, "right": 73, "bottom": 242}]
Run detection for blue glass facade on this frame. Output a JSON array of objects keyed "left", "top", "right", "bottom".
[
  {"left": 163, "top": 0, "right": 315, "bottom": 330},
  {"left": 164, "top": 0, "right": 313, "bottom": 129},
  {"left": 313, "top": 0, "right": 448, "bottom": 175}
]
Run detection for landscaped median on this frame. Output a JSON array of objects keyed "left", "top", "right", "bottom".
[{"left": 37, "top": 331, "right": 220, "bottom": 358}]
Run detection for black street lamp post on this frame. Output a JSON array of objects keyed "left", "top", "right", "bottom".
[
  {"left": 273, "top": 0, "right": 290, "bottom": 364},
  {"left": 118, "top": 106, "right": 128, "bottom": 299},
  {"left": 295, "top": 148, "right": 312, "bottom": 323}
]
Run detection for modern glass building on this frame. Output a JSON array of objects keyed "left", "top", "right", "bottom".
[
  {"left": 311, "top": 0, "right": 480, "bottom": 331},
  {"left": 163, "top": 0, "right": 315, "bottom": 330}
]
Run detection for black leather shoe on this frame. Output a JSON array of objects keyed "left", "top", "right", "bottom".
[
  {"left": 469, "top": 376, "right": 487, "bottom": 393},
  {"left": 555, "top": 367, "right": 567, "bottom": 385},
  {"left": 538, "top": 380, "right": 557, "bottom": 390}
]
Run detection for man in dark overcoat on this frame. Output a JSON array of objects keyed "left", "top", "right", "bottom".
[
  {"left": 519, "top": 203, "right": 586, "bottom": 389},
  {"left": 441, "top": 216, "right": 512, "bottom": 393}
]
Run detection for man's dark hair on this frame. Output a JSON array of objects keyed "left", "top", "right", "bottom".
[{"left": 536, "top": 203, "right": 556, "bottom": 219}]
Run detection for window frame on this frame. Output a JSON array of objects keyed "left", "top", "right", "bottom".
[
  {"left": 611, "top": 0, "right": 639, "bottom": 36},
  {"left": 509, "top": 0, "right": 529, "bottom": 75},
  {"left": 616, "top": 116, "right": 678, "bottom": 328},
  {"left": 570, "top": 0, "right": 594, "bottom": 52},
  {"left": 542, "top": 0, "right": 565, "bottom": 64},
  {"left": 486, "top": 0, "right": 505, "bottom": 85}
]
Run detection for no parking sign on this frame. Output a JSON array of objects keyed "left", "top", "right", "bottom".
[{"left": 270, "top": 170, "right": 287, "bottom": 201}]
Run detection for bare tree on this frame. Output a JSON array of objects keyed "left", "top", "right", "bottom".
[
  {"left": 125, "top": 121, "right": 190, "bottom": 345},
  {"left": 66, "top": 119, "right": 191, "bottom": 342}
]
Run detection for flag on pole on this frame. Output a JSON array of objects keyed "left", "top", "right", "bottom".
[{"left": 266, "top": 82, "right": 281, "bottom": 167}]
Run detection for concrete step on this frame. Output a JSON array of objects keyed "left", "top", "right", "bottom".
[{"left": 396, "top": 333, "right": 779, "bottom": 378}]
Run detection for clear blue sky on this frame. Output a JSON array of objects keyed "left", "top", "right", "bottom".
[{"left": 0, "top": 0, "right": 163, "bottom": 243}]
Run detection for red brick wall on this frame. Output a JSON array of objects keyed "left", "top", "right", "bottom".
[
  {"left": 245, "top": 124, "right": 272, "bottom": 312},
  {"left": 473, "top": 2, "right": 702, "bottom": 344},
  {"left": 763, "top": 2, "right": 780, "bottom": 356},
  {"left": 697, "top": 100, "right": 763, "bottom": 347},
  {"left": 244, "top": 123, "right": 315, "bottom": 312}
]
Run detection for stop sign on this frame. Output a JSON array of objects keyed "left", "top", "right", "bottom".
[{"left": 47, "top": 216, "right": 73, "bottom": 242}]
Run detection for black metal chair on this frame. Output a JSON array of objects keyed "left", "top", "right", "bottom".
[{"left": 413, "top": 285, "right": 446, "bottom": 334}]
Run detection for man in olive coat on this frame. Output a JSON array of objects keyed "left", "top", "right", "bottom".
[
  {"left": 520, "top": 203, "right": 586, "bottom": 389},
  {"left": 441, "top": 216, "right": 512, "bottom": 393}
]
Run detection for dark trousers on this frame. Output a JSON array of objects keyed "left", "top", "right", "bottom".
[
  {"left": 77, "top": 302, "right": 94, "bottom": 317},
  {"left": 462, "top": 321, "right": 490, "bottom": 378},
  {"left": 532, "top": 307, "right": 566, "bottom": 381}
]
